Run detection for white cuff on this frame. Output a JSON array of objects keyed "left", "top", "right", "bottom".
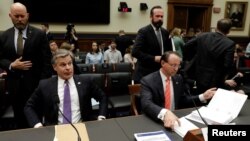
[
  {"left": 157, "top": 109, "right": 168, "bottom": 121},
  {"left": 34, "top": 123, "right": 43, "bottom": 128},
  {"left": 97, "top": 115, "right": 106, "bottom": 120},
  {"left": 199, "top": 94, "right": 207, "bottom": 103}
]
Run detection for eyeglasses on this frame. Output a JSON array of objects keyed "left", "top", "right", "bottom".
[{"left": 167, "top": 63, "right": 181, "bottom": 69}]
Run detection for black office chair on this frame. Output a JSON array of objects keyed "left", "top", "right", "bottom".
[
  {"left": 78, "top": 52, "right": 87, "bottom": 63},
  {"left": 77, "top": 63, "right": 95, "bottom": 74},
  {"left": 128, "top": 84, "right": 141, "bottom": 116},
  {"left": 106, "top": 72, "right": 132, "bottom": 117},
  {"left": 0, "top": 78, "right": 15, "bottom": 131},
  {"left": 95, "top": 63, "right": 114, "bottom": 74},
  {"left": 113, "top": 62, "right": 132, "bottom": 73},
  {"left": 79, "top": 73, "right": 112, "bottom": 118}
]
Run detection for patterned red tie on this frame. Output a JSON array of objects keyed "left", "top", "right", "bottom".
[{"left": 165, "top": 77, "right": 171, "bottom": 109}]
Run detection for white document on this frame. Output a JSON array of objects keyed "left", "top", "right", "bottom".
[
  {"left": 186, "top": 88, "right": 248, "bottom": 125},
  {"left": 173, "top": 117, "right": 199, "bottom": 138},
  {"left": 201, "top": 127, "right": 208, "bottom": 141},
  {"left": 134, "top": 130, "right": 171, "bottom": 141}
]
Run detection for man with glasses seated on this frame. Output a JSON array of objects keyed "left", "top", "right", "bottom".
[{"left": 140, "top": 51, "right": 216, "bottom": 129}]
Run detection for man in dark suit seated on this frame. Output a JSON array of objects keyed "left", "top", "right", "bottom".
[
  {"left": 140, "top": 51, "right": 216, "bottom": 129},
  {"left": 24, "top": 49, "right": 107, "bottom": 128}
]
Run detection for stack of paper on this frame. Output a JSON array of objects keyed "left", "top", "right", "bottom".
[
  {"left": 173, "top": 117, "right": 199, "bottom": 138},
  {"left": 186, "top": 106, "right": 233, "bottom": 124},
  {"left": 134, "top": 130, "right": 171, "bottom": 141},
  {"left": 186, "top": 88, "right": 248, "bottom": 125}
]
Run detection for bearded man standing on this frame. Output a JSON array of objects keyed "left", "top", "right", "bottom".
[{"left": 132, "top": 5, "right": 172, "bottom": 84}]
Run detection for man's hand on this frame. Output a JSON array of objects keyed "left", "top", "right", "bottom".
[
  {"left": 155, "top": 56, "right": 161, "bottom": 63},
  {"left": 225, "top": 80, "right": 237, "bottom": 87},
  {"left": 163, "top": 110, "right": 180, "bottom": 130},
  {"left": 10, "top": 57, "right": 32, "bottom": 70},
  {"left": 203, "top": 87, "right": 217, "bottom": 100}
]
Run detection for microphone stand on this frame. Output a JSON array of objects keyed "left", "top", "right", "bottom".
[
  {"left": 185, "top": 85, "right": 209, "bottom": 126},
  {"left": 55, "top": 95, "right": 81, "bottom": 141},
  {"left": 58, "top": 109, "right": 82, "bottom": 141}
]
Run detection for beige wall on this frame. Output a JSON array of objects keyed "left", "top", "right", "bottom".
[
  {"left": 0, "top": 0, "right": 249, "bottom": 36},
  {"left": 212, "top": 0, "right": 249, "bottom": 36},
  {"left": 0, "top": 0, "right": 168, "bottom": 34}
]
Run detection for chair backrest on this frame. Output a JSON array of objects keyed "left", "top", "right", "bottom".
[
  {"left": 113, "top": 63, "right": 132, "bottom": 73},
  {"left": 79, "top": 73, "right": 106, "bottom": 90},
  {"left": 95, "top": 63, "right": 114, "bottom": 73},
  {"left": 77, "top": 63, "right": 94, "bottom": 74},
  {"left": 106, "top": 72, "right": 132, "bottom": 96},
  {"left": 128, "top": 84, "right": 141, "bottom": 115}
]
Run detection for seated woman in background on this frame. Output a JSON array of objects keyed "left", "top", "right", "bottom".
[
  {"left": 85, "top": 41, "right": 104, "bottom": 64},
  {"left": 124, "top": 45, "right": 137, "bottom": 70}
]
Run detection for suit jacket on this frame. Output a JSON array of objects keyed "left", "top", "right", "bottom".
[
  {"left": 132, "top": 24, "right": 172, "bottom": 82},
  {"left": 140, "top": 71, "right": 201, "bottom": 121},
  {"left": 183, "top": 32, "right": 235, "bottom": 93},
  {"left": 115, "top": 35, "right": 134, "bottom": 57},
  {"left": 24, "top": 75, "right": 107, "bottom": 127},
  {"left": 46, "top": 32, "right": 54, "bottom": 41},
  {"left": 0, "top": 25, "right": 52, "bottom": 100}
]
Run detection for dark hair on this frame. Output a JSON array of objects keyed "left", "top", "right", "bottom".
[
  {"left": 66, "top": 23, "right": 75, "bottom": 31},
  {"left": 217, "top": 18, "right": 232, "bottom": 34},
  {"left": 52, "top": 49, "right": 74, "bottom": 64},
  {"left": 150, "top": 5, "right": 162, "bottom": 17},
  {"left": 91, "top": 41, "right": 100, "bottom": 54},
  {"left": 160, "top": 51, "right": 181, "bottom": 62},
  {"left": 49, "top": 40, "right": 56, "bottom": 45}
]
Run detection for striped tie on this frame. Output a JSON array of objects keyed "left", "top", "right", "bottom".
[{"left": 165, "top": 77, "right": 171, "bottom": 109}]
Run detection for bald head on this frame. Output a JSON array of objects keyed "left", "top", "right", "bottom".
[
  {"left": 9, "top": 2, "right": 29, "bottom": 30},
  {"left": 10, "top": 2, "right": 27, "bottom": 13}
]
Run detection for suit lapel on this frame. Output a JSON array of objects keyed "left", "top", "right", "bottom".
[
  {"left": 149, "top": 25, "right": 161, "bottom": 51},
  {"left": 154, "top": 72, "right": 165, "bottom": 101},
  {"left": 74, "top": 75, "right": 83, "bottom": 101},
  {"left": 172, "top": 76, "right": 181, "bottom": 106},
  {"left": 9, "top": 28, "right": 17, "bottom": 54},
  {"left": 50, "top": 77, "right": 59, "bottom": 102},
  {"left": 23, "top": 26, "right": 33, "bottom": 54}
]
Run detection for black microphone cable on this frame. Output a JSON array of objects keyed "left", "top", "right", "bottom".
[
  {"left": 185, "top": 85, "right": 209, "bottom": 126},
  {"left": 54, "top": 95, "right": 82, "bottom": 141}
]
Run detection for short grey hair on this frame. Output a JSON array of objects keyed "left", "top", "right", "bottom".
[{"left": 51, "top": 49, "right": 74, "bottom": 64}]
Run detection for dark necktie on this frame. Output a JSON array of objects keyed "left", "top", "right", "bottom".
[
  {"left": 17, "top": 30, "right": 23, "bottom": 56},
  {"left": 156, "top": 29, "right": 163, "bottom": 54},
  {"left": 63, "top": 80, "right": 72, "bottom": 124}
]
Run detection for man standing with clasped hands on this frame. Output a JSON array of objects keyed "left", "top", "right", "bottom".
[{"left": 0, "top": 2, "right": 52, "bottom": 129}]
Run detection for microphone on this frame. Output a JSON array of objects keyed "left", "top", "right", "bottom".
[
  {"left": 185, "top": 84, "right": 209, "bottom": 126},
  {"left": 54, "top": 95, "right": 81, "bottom": 141},
  {"left": 231, "top": 73, "right": 240, "bottom": 80}
]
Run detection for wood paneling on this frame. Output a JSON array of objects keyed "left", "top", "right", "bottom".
[{"left": 167, "top": 0, "right": 213, "bottom": 32}]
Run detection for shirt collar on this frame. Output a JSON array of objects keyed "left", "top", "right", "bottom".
[
  {"left": 58, "top": 76, "right": 74, "bottom": 85},
  {"left": 159, "top": 69, "right": 171, "bottom": 81},
  {"left": 14, "top": 26, "right": 28, "bottom": 39}
]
